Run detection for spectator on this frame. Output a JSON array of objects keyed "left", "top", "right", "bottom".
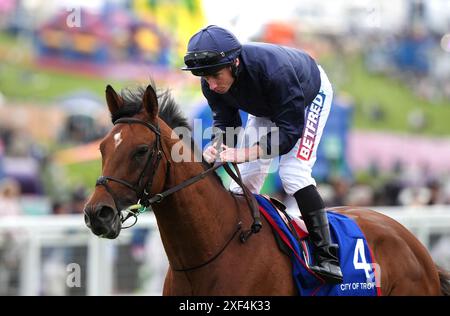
[
  {"left": 0, "top": 177, "right": 22, "bottom": 295},
  {"left": 427, "top": 179, "right": 445, "bottom": 205},
  {"left": 0, "top": 178, "right": 22, "bottom": 216},
  {"left": 68, "top": 186, "right": 88, "bottom": 214},
  {"left": 328, "top": 177, "right": 350, "bottom": 207},
  {"left": 51, "top": 200, "right": 69, "bottom": 215},
  {"left": 0, "top": 138, "right": 5, "bottom": 180},
  {"left": 398, "top": 185, "right": 431, "bottom": 206}
]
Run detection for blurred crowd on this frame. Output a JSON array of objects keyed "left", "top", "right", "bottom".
[
  {"left": 364, "top": 26, "right": 450, "bottom": 105},
  {"left": 2, "top": 119, "right": 449, "bottom": 220},
  {"left": 319, "top": 163, "right": 450, "bottom": 209},
  {"left": 0, "top": 124, "right": 91, "bottom": 217}
]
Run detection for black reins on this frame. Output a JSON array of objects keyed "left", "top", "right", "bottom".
[{"left": 95, "top": 117, "right": 262, "bottom": 271}]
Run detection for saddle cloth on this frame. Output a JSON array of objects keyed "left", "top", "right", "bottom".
[{"left": 255, "top": 194, "right": 381, "bottom": 296}]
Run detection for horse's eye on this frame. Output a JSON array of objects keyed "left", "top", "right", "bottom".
[{"left": 135, "top": 146, "right": 149, "bottom": 157}]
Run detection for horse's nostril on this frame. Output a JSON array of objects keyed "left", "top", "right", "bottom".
[
  {"left": 84, "top": 213, "right": 91, "bottom": 227},
  {"left": 96, "top": 205, "right": 115, "bottom": 222}
]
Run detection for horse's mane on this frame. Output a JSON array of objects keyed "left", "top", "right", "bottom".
[
  {"left": 111, "top": 84, "right": 189, "bottom": 131},
  {"left": 110, "top": 83, "right": 224, "bottom": 186}
]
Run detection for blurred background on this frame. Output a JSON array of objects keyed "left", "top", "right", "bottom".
[{"left": 0, "top": 0, "right": 449, "bottom": 295}]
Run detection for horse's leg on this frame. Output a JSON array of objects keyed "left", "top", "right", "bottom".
[
  {"left": 224, "top": 237, "right": 297, "bottom": 295},
  {"left": 162, "top": 269, "right": 177, "bottom": 296},
  {"left": 162, "top": 269, "right": 199, "bottom": 296},
  {"left": 225, "top": 203, "right": 297, "bottom": 295},
  {"left": 162, "top": 270, "right": 171, "bottom": 295}
]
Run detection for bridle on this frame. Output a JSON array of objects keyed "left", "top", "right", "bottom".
[
  {"left": 95, "top": 117, "right": 169, "bottom": 227},
  {"left": 95, "top": 117, "right": 262, "bottom": 271}
]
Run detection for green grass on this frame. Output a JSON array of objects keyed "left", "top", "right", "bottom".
[
  {"left": 0, "top": 62, "right": 127, "bottom": 103},
  {"left": 64, "top": 159, "right": 102, "bottom": 190},
  {"left": 0, "top": 32, "right": 16, "bottom": 45},
  {"left": 0, "top": 32, "right": 128, "bottom": 103},
  {"left": 321, "top": 54, "right": 450, "bottom": 136}
]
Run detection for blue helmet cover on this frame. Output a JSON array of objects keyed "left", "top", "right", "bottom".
[{"left": 183, "top": 25, "right": 241, "bottom": 74}]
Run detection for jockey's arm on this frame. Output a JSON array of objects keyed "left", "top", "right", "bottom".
[{"left": 219, "top": 144, "right": 263, "bottom": 163}]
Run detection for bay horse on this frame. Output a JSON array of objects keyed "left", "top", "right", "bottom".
[{"left": 83, "top": 83, "right": 450, "bottom": 296}]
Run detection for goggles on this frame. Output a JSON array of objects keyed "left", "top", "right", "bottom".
[{"left": 184, "top": 48, "right": 240, "bottom": 68}]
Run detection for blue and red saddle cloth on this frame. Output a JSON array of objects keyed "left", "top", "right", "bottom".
[{"left": 254, "top": 194, "right": 381, "bottom": 296}]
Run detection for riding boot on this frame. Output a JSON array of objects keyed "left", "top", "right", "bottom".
[
  {"left": 294, "top": 186, "right": 343, "bottom": 284},
  {"left": 302, "top": 209, "right": 343, "bottom": 284}
]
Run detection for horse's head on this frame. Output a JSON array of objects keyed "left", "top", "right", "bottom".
[{"left": 84, "top": 84, "right": 169, "bottom": 239}]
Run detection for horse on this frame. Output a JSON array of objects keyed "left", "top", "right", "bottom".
[{"left": 83, "top": 83, "right": 450, "bottom": 296}]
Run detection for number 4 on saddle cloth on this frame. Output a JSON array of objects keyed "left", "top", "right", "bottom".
[{"left": 255, "top": 195, "right": 381, "bottom": 296}]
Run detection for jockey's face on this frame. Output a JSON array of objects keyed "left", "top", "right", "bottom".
[{"left": 202, "top": 59, "right": 238, "bottom": 94}]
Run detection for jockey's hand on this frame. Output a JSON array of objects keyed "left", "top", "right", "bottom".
[
  {"left": 219, "top": 145, "right": 261, "bottom": 164},
  {"left": 203, "top": 144, "right": 228, "bottom": 163}
]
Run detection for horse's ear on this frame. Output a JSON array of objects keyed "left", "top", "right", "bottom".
[
  {"left": 142, "top": 85, "right": 158, "bottom": 119},
  {"left": 105, "top": 85, "right": 123, "bottom": 115}
]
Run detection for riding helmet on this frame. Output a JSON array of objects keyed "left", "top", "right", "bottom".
[{"left": 182, "top": 25, "right": 241, "bottom": 76}]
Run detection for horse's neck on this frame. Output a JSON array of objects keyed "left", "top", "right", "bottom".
[{"left": 153, "top": 145, "right": 239, "bottom": 271}]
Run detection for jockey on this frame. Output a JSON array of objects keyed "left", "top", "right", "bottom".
[{"left": 182, "top": 25, "right": 343, "bottom": 284}]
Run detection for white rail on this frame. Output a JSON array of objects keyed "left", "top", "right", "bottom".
[
  {"left": 0, "top": 213, "right": 159, "bottom": 296},
  {"left": 0, "top": 206, "right": 449, "bottom": 296}
]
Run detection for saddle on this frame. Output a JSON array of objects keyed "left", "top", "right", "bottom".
[
  {"left": 262, "top": 195, "right": 309, "bottom": 239},
  {"left": 259, "top": 195, "right": 312, "bottom": 262},
  {"left": 255, "top": 194, "right": 380, "bottom": 296}
]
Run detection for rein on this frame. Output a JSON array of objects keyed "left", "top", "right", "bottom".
[{"left": 95, "top": 117, "right": 262, "bottom": 271}]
